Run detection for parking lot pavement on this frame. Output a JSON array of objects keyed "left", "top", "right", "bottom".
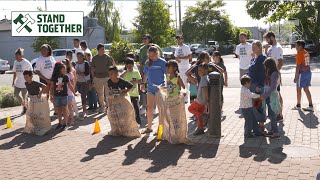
[{"left": 1, "top": 86, "right": 320, "bottom": 179}]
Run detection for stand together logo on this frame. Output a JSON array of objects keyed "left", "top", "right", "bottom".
[{"left": 12, "top": 11, "right": 84, "bottom": 37}]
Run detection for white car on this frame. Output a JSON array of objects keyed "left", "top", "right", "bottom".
[
  {"left": 0, "top": 58, "right": 10, "bottom": 74},
  {"left": 52, "top": 49, "right": 77, "bottom": 63}
]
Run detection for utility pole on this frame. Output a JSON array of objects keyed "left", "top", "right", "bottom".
[{"left": 178, "top": 0, "right": 182, "bottom": 34}]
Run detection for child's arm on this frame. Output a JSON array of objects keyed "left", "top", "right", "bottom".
[
  {"left": 49, "top": 81, "right": 54, "bottom": 101},
  {"left": 186, "top": 65, "right": 198, "bottom": 84},
  {"left": 178, "top": 76, "right": 186, "bottom": 96},
  {"left": 202, "top": 86, "right": 209, "bottom": 103},
  {"left": 121, "top": 80, "right": 133, "bottom": 96},
  {"left": 224, "top": 71, "right": 228, "bottom": 87},
  {"left": 294, "top": 64, "right": 300, "bottom": 83},
  {"left": 41, "top": 84, "right": 48, "bottom": 94},
  {"left": 68, "top": 82, "right": 76, "bottom": 95}
]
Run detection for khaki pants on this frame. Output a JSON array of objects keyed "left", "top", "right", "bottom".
[{"left": 93, "top": 77, "right": 109, "bottom": 111}]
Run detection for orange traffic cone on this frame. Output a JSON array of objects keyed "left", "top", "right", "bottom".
[
  {"left": 93, "top": 119, "right": 101, "bottom": 134},
  {"left": 6, "top": 116, "right": 13, "bottom": 129},
  {"left": 157, "top": 125, "right": 163, "bottom": 141}
]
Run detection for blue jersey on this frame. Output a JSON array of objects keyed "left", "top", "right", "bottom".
[{"left": 143, "top": 58, "right": 167, "bottom": 93}]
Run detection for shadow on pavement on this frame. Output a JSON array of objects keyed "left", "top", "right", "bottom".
[
  {"left": 68, "top": 113, "right": 107, "bottom": 131},
  {"left": 122, "top": 136, "right": 220, "bottom": 173},
  {"left": 80, "top": 135, "right": 136, "bottom": 162},
  {"left": 0, "top": 128, "right": 60, "bottom": 150},
  {"left": 0, "top": 114, "right": 24, "bottom": 126},
  {"left": 298, "top": 110, "right": 319, "bottom": 129}
]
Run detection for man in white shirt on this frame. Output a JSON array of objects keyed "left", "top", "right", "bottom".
[
  {"left": 80, "top": 40, "right": 92, "bottom": 57},
  {"left": 73, "top": 38, "right": 82, "bottom": 54},
  {"left": 12, "top": 48, "right": 32, "bottom": 114},
  {"left": 175, "top": 35, "right": 192, "bottom": 103},
  {"left": 235, "top": 32, "right": 253, "bottom": 80},
  {"left": 264, "top": 31, "right": 284, "bottom": 121}
]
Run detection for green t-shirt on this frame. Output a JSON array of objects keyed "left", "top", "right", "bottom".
[
  {"left": 122, "top": 70, "right": 142, "bottom": 97},
  {"left": 91, "top": 54, "right": 114, "bottom": 78}
]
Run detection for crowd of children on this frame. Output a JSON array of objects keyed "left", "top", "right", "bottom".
[{"left": 13, "top": 34, "right": 314, "bottom": 143}]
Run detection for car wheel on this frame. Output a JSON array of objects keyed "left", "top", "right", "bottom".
[{"left": 0, "top": 71, "right": 5, "bottom": 74}]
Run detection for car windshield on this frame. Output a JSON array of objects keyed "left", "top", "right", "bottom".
[{"left": 53, "top": 50, "right": 67, "bottom": 56}]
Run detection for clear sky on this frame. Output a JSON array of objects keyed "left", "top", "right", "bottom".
[{"left": 0, "top": 0, "right": 268, "bottom": 29}]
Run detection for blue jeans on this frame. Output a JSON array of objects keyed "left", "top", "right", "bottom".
[
  {"left": 266, "top": 98, "right": 279, "bottom": 133},
  {"left": 241, "top": 107, "right": 260, "bottom": 137},
  {"left": 87, "top": 88, "right": 98, "bottom": 109}
]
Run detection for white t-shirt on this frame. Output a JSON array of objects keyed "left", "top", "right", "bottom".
[
  {"left": 236, "top": 42, "right": 253, "bottom": 70},
  {"left": 35, "top": 56, "right": 56, "bottom": 80},
  {"left": 174, "top": 44, "right": 192, "bottom": 69},
  {"left": 84, "top": 48, "right": 92, "bottom": 57},
  {"left": 74, "top": 47, "right": 82, "bottom": 54},
  {"left": 13, "top": 58, "right": 32, "bottom": 88},
  {"left": 267, "top": 43, "right": 283, "bottom": 66}
]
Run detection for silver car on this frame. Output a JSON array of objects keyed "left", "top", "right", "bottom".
[{"left": 0, "top": 58, "right": 10, "bottom": 74}]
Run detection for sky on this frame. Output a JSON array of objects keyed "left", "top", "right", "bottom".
[{"left": 0, "top": 0, "right": 269, "bottom": 29}]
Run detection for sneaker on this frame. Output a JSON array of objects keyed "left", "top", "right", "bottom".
[
  {"left": 303, "top": 106, "right": 314, "bottom": 112},
  {"left": 277, "top": 114, "right": 283, "bottom": 122},
  {"left": 269, "top": 134, "right": 281, "bottom": 140},
  {"left": 55, "top": 123, "right": 63, "bottom": 130},
  {"left": 61, "top": 124, "right": 67, "bottom": 131},
  {"left": 141, "top": 128, "right": 153, "bottom": 134},
  {"left": 140, "top": 107, "right": 146, "bottom": 115},
  {"left": 292, "top": 104, "right": 301, "bottom": 110},
  {"left": 193, "top": 128, "right": 205, "bottom": 136}
]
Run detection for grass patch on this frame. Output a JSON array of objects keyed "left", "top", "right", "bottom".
[{"left": 0, "top": 86, "right": 20, "bottom": 108}]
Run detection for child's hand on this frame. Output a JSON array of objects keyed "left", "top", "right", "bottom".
[
  {"left": 50, "top": 95, "right": 54, "bottom": 102},
  {"left": 224, "top": 81, "right": 228, "bottom": 87}
]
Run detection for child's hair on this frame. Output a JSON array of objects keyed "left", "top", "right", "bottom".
[
  {"left": 23, "top": 70, "right": 33, "bottom": 76},
  {"left": 166, "top": 60, "right": 179, "bottom": 76},
  {"left": 296, "top": 40, "right": 305, "bottom": 48},
  {"left": 40, "top": 44, "right": 52, "bottom": 56},
  {"left": 198, "top": 63, "right": 209, "bottom": 71},
  {"left": 52, "top": 62, "right": 65, "bottom": 80},
  {"left": 264, "top": 58, "right": 279, "bottom": 81},
  {"left": 239, "top": 32, "right": 247, "bottom": 37},
  {"left": 240, "top": 75, "right": 251, "bottom": 85},
  {"left": 85, "top": 52, "right": 92, "bottom": 61},
  {"left": 77, "top": 51, "right": 85, "bottom": 57},
  {"left": 212, "top": 51, "right": 224, "bottom": 63},
  {"left": 197, "top": 52, "right": 210, "bottom": 65},
  {"left": 62, "top": 58, "right": 72, "bottom": 73},
  {"left": 15, "top": 48, "right": 24, "bottom": 56},
  {"left": 108, "top": 65, "right": 118, "bottom": 73},
  {"left": 264, "top": 31, "right": 276, "bottom": 39},
  {"left": 125, "top": 57, "right": 135, "bottom": 65},
  {"left": 147, "top": 46, "right": 159, "bottom": 67},
  {"left": 126, "top": 52, "right": 136, "bottom": 60},
  {"left": 80, "top": 40, "right": 88, "bottom": 49},
  {"left": 73, "top": 38, "right": 80, "bottom": 42},
  {"left": 66, "top": 50, "right": 73, "bottom": 57}
]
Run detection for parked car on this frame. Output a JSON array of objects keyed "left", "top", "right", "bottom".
[
  {"left": 208, "top": 41, "right": 219, "bottom": 50},
  {"left": 0, "top": 58, "right": 10, "bottom": 74},
  {"left": 52, "top": 49, "right": 76, "bottom": 63},
  {"left": 195, "top": 45, "right": 209, "bottom": 55},
  {"left": 162, "top": 46, "right": 177, "bottom": 60},
  {"left": 190, "top": 44, "right": 201, "bottom": 54},
  {"left": 305, "top": 40, "right": 317, "bottom": 55}
]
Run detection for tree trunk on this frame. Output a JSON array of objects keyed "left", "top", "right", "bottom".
[{"left": 315, "top": 1, "right": 320, "bottom": 54}]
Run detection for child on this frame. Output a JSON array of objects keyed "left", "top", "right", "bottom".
[
  {"left": 108, "top": 66, "right": 133, "bottom": 97},
  {"left": 62, "top": 59, "right": 76, "bottom": 126},
  {"left": 24, "top": 70, "right": 47, "bottom": 97},
  {"left": 121, "top": 58, "right": 142, "bottom": 124},
  {"left": 212, "top": 51, "right": 228, "bottom": 107},
  {"left": 165, "top": 60, "right": 186, "bottom": 97},
  {"left": 85, "top": 52, "right": 98, "bottom": 112},
  {"left": 293, "top": 40, "right": 313, "bottom": 111},
  {"left": 239, "top": 75, "right": 262, "bottom": 140},
  {"left": 66, "top": 51, "right": 79, "bottom": 118},
  {"left": 50, "top": 62, "right": 75, "bottom": 130},
  {"left": 75, "top": 52, "right": 91, "bottom": 118},
  {"left": 188, "top": 64, "right": 209, "bottom": 135}
]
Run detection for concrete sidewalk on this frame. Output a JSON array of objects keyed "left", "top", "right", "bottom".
[{"left": 0, "top": 86, "right": 319, "bottom": 179}]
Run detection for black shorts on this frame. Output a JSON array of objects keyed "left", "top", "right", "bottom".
[{"left": 277, "top": 85, "right": 280, "bottom": 92}]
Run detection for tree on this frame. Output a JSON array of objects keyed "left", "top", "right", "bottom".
[
  {"left": 232, "top": 27, "right": 252, "bottom": 45},
  {"left": 181, "top": 0, "right": 233, "bottom": 44},
  {"left": 246, "top": 1, "right": 320, "bottom": 42},
  {"left": 89, "top": 0, "right": 121, "bottom": 42},
  {"left": 110, "top": 40, "right": 136, "bottom": 64},
  {"left": 133, "top": 0, "right": 175, "bottom": 47},
  {"left": 32, "top": 37, "right": 59, "bottom": 52}
]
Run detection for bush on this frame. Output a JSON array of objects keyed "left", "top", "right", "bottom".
[
  {"left": 91, "top": 48, "right": 97, "bottom": 56},
  {"left": 110, "top": 40, "right": 136, "bottom": 64},
  {"left": 0, "top": 86, "right": 20, "bottom": 108}
]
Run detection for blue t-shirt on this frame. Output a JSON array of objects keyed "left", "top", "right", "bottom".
[{"left": 143, "top": 58, "right": 167, "bottom": 93}]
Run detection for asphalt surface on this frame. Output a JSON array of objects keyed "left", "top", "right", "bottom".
[{"left": 1, "top": 49, "right": 320, "bottom": 88}]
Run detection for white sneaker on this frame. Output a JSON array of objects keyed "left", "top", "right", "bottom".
[
  {"left": 292, "top": 105, "right": 301, "bottom": 110},
  {"left": 140, "top": 107, "right": 146, "bottom": 115},
  {"left": 303, "top": 106, "right": 314, "bottom": 112}
]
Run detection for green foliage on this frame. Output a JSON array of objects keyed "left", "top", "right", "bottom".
[
  {"left": 232, "top": 27, "right": 253, "bottom": 45},
  {"left": 133, "top": 0, "right": 175, "bottom": 47},
  {"left": 182, "top": 0, "right": 233, "bottom": 44},
  {"left": 0, "top": 87, "right": 20, "bottom": 108},
  {"left": 89, "top": 0, "right": 121, "bottom": 42},
  {"left": 246, "top": 1, "right": 320, "bottom": 41},
  {"left": 91, "top": 48, "right": 97, "bottom": 56},
  {"left": 32, "top": 36, "right": 59, "bottom": 52},
  {"left": 110, "top": 40, "right": 136, "bottom": 64}
]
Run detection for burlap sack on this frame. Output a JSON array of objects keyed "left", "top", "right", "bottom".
[
  {"left": 158, "top": 88, "right": 191, "bottom": 144},
  {"left": 24, "top": 95, "right": 51, "bottom": 136},
  {"left": 107, "top": 95, "right": 141, "bottom": 138}
]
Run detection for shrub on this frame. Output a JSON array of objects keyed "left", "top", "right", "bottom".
[
  {"left": 0, "top": 86, "right": 20, "bottom": 108},
  {"left": 110, "top": 40, "right": 136, "bottom": 64},
  {"left": 91, "top": 48, "right": 97, "bottom": 56}
]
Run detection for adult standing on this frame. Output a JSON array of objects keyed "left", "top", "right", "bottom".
[
  {"left": 235, "top": 32, "right": 253, "bottom": 80},
  {"left": 248, "top": 40, "right": 267, "bottom": 131},
  {"left": 264, "top": 31, "right": 284, "bottom": 121},
  {"left": 12, "top": 48, "right": 32, "bottom": 114},
  {"left": 73, "top": 38, "right": 82, "bottom": 54},
  {"left": 35, "top": 44, "right": 56, "bottom": 85},
  {"left": 174, "top": 35, "right": 192, "bottom": 103},
  {"left": 80, "top": 40, "right": 92, "bottom": 57},
  {"left": 91, "top": 43, "right": 115, "bottom": 114},
  {"left": 138, "top": 34, "right": 163, "bottom": 114}
]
